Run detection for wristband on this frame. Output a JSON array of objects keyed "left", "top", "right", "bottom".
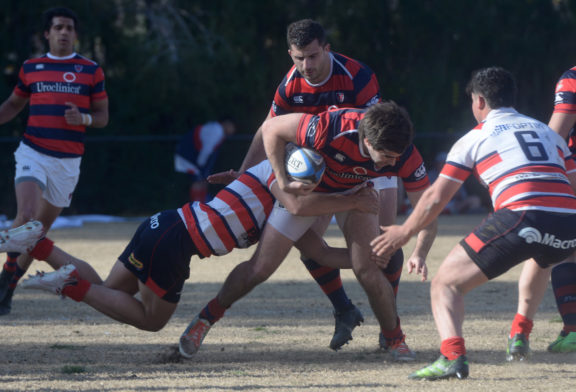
[{"left": 81, "top": 113, "right": 93, "bottom": 126}]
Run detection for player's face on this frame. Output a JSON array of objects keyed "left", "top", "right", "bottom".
[
  {"left": 44, "top": 16, "right": 77, "bottom": 57},
  {"left": 288, "top": 40, "right": 331, "bottom": 84},
  {"left": 363, "top": 138, "right": 401, "bottom": 170}
]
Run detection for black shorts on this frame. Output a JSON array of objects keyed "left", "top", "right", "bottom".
[
  {"left": 118, "top": 209, "right": 196, "bottom": 303},
  {"left": 460, "top": 209, "right": 576, "bottom": 280}
]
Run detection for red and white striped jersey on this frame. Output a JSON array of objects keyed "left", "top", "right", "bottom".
[
  {"left": 14, "top": 52, "right": 107, "bottom": 158},
  {"left": 178, "top": 161, "right": 276, "bottom": 257},
  {"left": 440, "top": 108, "right": 576, "bottom": 213}
]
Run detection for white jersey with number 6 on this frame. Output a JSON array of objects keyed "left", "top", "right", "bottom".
[{"left": 440, "top": 107, "right": 576, "bottom": 213}]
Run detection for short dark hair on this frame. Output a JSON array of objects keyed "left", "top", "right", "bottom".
[
  {"left": 42, "top": 7, "right": 79, "bottom": 33},
  {"left": 358, "top": 102, "right": 414, "bottom": 153},
  {"left": 465, "top": 66, "right": 516, "bottom": 108},
  {"left": 286, "top": 19, "right": 327, "bottom": 48}
]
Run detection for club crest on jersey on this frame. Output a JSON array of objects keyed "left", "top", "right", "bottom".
[
  {"left": 336, "top": 92, "right": 345, "bottom": 103},
  {"left": 75, "top": 64, "right": 83, "bottom": 73}
]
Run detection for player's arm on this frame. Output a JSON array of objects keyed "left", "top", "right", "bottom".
[
  {"left": 271, "top": 182, "right": 379, "bottom": 217},
  {"left": 262, "top": 113, "right": 311, "bottom": 194},
  {"left": 64, "top": 98, "right": 109, "bottom": 128},
  {"left": 548, "top": 111, "right": 576, "bottom": 139},
  {"left": 0, "top": 92, "right": 28, "bottom": 125},
  {"left": 403, "top": 188, "right": 438, "bottom": 281},
  {"left": 89, "top": 97, "right": 109, "bottom": 128},
  {"left": 371, "top": 176, "right": 460, "bottom": 257}
]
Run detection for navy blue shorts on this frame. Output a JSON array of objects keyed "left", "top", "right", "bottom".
[
  {"left": 118, "top": 210, "right": 196, "bottom": 303},
  {"left": 460, "top": 209, "right": 576, "bottom": 280}
]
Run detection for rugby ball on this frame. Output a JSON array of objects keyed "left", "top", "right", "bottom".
[{"left": 284, "top": 143, "right": 325, "bottom": 185}]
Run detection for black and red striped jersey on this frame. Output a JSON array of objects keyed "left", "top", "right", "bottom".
[
  {"left": 270, "top": 52, "right": 381, "bottom": 117},
  {"left": 14, "top": 53, "right": 107, "bottom": 158},
  {"left": 296, "top": 108, "right": 429, "bottom": 193},
  {"left": 552, "top": 66, "right": 576, "bottom": 151}
]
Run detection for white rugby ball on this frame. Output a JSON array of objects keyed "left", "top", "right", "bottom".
[{"left": 284, "top": 143, "right": 325, "bottom": 185}]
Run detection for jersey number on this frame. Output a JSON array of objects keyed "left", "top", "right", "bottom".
[{"left": 515, "top": 131, "right": 549, "bottom": 161}]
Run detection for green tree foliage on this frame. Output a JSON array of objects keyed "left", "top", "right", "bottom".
[{"left": 1, "top": 0, "right": 576, "bottom": 214}]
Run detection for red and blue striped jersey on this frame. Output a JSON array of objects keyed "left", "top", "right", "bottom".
[
  {"left": 440, "top": 108, "right": 576, "bottom": 213},
  {"left": 552, "top": 66, "right": 576, "bottom": 151},
  {"left": 14, "top": 53, "right": 107, "bottom": 158},
  {"left": 270, "top": 52, "right": 381, "bottom": 117},
  {"left": 179, "top": 161, "right": 276, "bottom": 257},
  {"left": 296, "top": 108, "right": 429, "bottom": 193}
]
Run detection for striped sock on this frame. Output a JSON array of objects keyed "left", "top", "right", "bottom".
[
  {"left": 8, "top": 265, "right": 26, "bottom": 290},
  {"left": 3, "top": 253, "right": 20, "bottom": 273},
  {"left": 381, "top": 317, "right": 404, "bottom": 347},
  {"left": 382, "top": 248, "right": 404, "bottom": 296},
  {"left": 199, "top": 297, "right": 228, "bottom": 325},
  {"left": 301, "top": 257, "right": 352, "bottom": 312},
  {"left": 551, "top": 263, "right": 576, "bottom": 333}
]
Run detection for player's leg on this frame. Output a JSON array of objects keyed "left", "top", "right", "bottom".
[
  {"left": 0, "top": 180, "right": 48, "bottom": 315},
  {"left": 409, "top": 244, "right": 485, "bottom": 380},
  {"left": 180, "top": 223, "right": 296, "bottom": 357},
  {"left": 300, "top": 214, "right": 361, "bottom": 350},
  {"left": 340, "top": 210, "right": 413, "bottom": 360},
  {"left": 548, "top": 254, "right": 576, "bottom": 353},
  {"left": 507, "top": 259, "right": 551, "bottom": 361}
]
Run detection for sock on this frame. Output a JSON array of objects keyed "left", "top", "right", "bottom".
[
  {"left": 440, "top": 336, "right": 466, "bottom": 360},
  {"left": 381, "top": 317, "right": 404, "bottom": 347},
  {"left": 61, "top": 269, "right": 91, "bottom": 302},
  {"left": 8, "top": 265, "right": 26, "bottom": 290},
  {"left": 301, "top": 257, "right": 352, "bottom": 312},
  {"left": 199, "top": 297, "right": 228, "bottom": 325},
  {"left": 509, "top": 313, "right": 534, "bottom": 339},
  {"left": 3, "top": 253, "right": 20, "bottom": 273},
  {"left": 28, "top": 238, "right": 54, "bottom": 261},
  {"left": 551, "top": 262, "right": 576, "bottom": 333},
  {"left": 382, "top": 248, "right": 404, "bottom": 296}
]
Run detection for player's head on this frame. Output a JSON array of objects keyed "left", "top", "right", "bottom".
[
  {"left": 466, "top": 67, "right": 516, "bottom": 109},
  {"left": 287, "top": 19, "right": 331, "bottom": 84},
  {"left": 358, "top": 102, "right": 414, "bottom": 169},
  {"left": 287, "top": 19, "right": 327, "bottom": 49},
  {"left": 42, "top": 7, "right": 79, "bottom": 56}
]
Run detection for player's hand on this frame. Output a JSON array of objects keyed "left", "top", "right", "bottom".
[
  {"left": 283, "top": 180, "right": 317, "bottom": 195},
  {"left": 370, "top": 225, "right": 411, "bottom": 257},
  {"left": 207, "top": 169, "right": 240, "bottom": 185},
  {"left": 406, "top": 255, "right": 428, "bottom": 281},
  {"left": 64, "top": 102, "right": 82, "bottom": 125},
  {"left": 352, "top": 185, "right": 379, "bottom": 214},
  {"left": 370, "top": 251, "right": 390, "bottom": 269}
]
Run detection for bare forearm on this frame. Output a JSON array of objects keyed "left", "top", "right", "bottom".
[{"left": 410, "top": 219, "right": 437, "bottom": 259}]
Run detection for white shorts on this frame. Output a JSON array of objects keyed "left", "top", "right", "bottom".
[
  {"left": 266, "top": 201, "right": 319, "bottom": 241},
  {"left": 266, "top": 177, "right": 397, "bottom": 241},
  {"left": 14, "top": 143, "right": 81, "bottom": 208}
]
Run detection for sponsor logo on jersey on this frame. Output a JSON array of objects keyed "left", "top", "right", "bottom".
[
  {"left": 334, "top": 153, "right": 346, "bottom": 162},
  {"left": 35, "top": 64, "right": 45, "bottom": 70},
  {"left": 23, "top": 165, "right": 31, "bottom": 171},
  {"left": 34, "top": 81, "right": 81, "bottom": 94},
  {"left": 367, "top": 95, "right": 380, "bottom": 107},
  {"left": 353, "top": 166, "right": 368, "bottom": 175},
  {"left": 150, "top": 212, "right": 161, "bottom": 229},
  {"left": 294, "top": 95, "right": 304, "bottom": 104},
  {"left": 128, "top": 253, "right": 144, "bottom": 270},
  {"left": 414, "top": 163, "right": 427, "bottom": 180},
  {"left": 63, "top": 72, "right": 77, "bottom": 83},
  {"left": 518, "top": 227, "right": 576, "bottom": 249}
]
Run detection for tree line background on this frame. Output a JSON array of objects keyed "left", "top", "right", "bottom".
[{"left": 1, "top": 0, "right": 576, "bottom": 216}]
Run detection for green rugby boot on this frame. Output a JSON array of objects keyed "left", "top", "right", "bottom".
[
  {"left": 506, "top": 333, "right": 531, "bottom": 361},
  {"left": 408, "top": 355, "right": 469, "bottom": 381},
  {"left": 547, "top": 331, "right": 576, "bottom": 353}
]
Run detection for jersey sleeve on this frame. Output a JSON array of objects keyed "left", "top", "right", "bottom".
[
  {"left": 553, "top": 68, "right": 576, "bottom": 114},
  {"left": 13, "top": 64, "right": 30, "bottom": 98},
  {"left": 398, "top": 145, "right": 430, "bottom": 192},
  {"left": 91, "top": 66, "right": 107, "bottom": 101},
  {"left": 295, "top": 112, "right": 329, "bottom": 151}
]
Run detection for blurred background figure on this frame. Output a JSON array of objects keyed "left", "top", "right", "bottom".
[{"left": 174, "top": 118, "right": 236, "bottom": 202}]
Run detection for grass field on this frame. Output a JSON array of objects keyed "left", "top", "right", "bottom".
[{"left": 1, "top": 215, "right": 575, "bottom": 391}]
